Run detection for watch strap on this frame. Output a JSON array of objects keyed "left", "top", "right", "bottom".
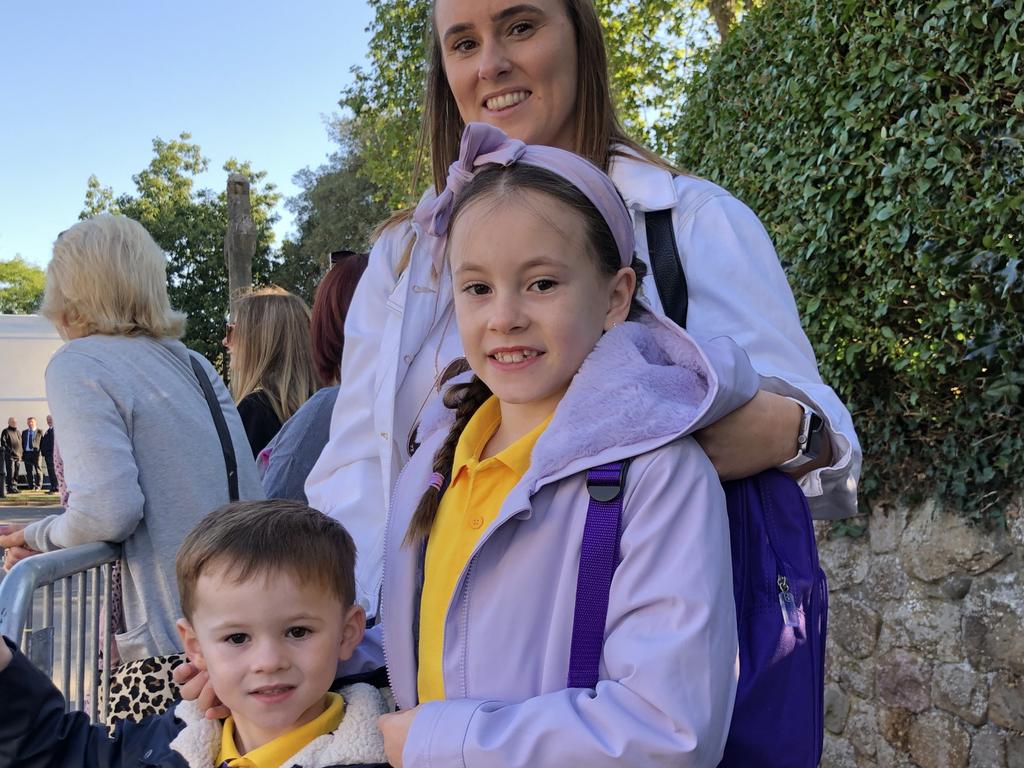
[{"left": 779, "top": 397, "right": 824, "bottom": 471}]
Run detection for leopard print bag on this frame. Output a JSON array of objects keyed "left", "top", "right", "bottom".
[
  {"left": 105, "top": 652, "right": 186, "bottom": 726},
  {"left": 102, "top": 562, "right": 186, "bottom": 726}
]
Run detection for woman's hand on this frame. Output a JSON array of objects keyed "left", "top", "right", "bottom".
[
  {"left": 379, "top": 706, "right": 420, "bottom": 768},
  {"left": 171, "top": 661, "right": 230, "bottom": 719},
  {"left": 0, "top": 524, "right": 40, "bottom": 571},
  {"left": 695, "top": 390, "right": 831, "bottom": 481},
  {"left": 0, "top": 523, "right": 27, "bottom": 549}
]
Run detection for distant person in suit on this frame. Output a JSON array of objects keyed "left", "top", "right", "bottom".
[
  {"left": 22, "top": 417, "right": 43, "bottom": 490},
  {"left": 2, "top": 418, "right": 22, "bottom": 494},
  {"left": 40, "top": 415, "right": 57, "bottom": 494}
]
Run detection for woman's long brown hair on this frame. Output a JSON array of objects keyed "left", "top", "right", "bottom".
[{"left": 230, "top": 287, "right": 318, "bottom": 424}]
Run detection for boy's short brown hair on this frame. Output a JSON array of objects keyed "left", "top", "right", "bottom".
[{"left": 176, "top": 499, "right": 356, "bottom": 620}]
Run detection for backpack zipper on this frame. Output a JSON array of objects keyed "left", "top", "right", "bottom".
[{"left": 777, "top": 574, "right": 800, "bottom": 628}]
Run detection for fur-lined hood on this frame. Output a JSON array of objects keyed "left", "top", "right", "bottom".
[
  {"left": 168, "top": 683, "right": 389, "bottom": 768},
  {"left": 416, "top": 307, "right": 759, "bottom": 490}
]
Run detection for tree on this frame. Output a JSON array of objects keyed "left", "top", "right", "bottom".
[
  {"left": 674, "top": 0, "right": 1024, "bottom": 521},
  {"left": 82, "top": 133, "right": 281, "bottom": 365},
  {"left": 705, "top": 0, "right": 738, "bottom": 40},
  {"left": 273, "top": 120, "right": 391, "bottom": 303},
  {"left": 0, "top": 257, "right": 45, "bottom": 314},
  {"left": 340, "top": 0, "right": 747, "bottom": 210}
]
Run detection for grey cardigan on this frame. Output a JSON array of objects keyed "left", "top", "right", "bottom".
[{"left": 24, "top": 335, "right": 264, "bottom": 661}]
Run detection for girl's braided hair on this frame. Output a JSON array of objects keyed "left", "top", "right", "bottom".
[
  {"left": 402, "top": 163, "right": 647, "bottom": 548},
  {"left": 403, "top": 373, "right": 492, "bottom": 547}
]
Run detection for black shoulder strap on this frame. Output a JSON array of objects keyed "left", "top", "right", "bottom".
[
  {"left": 645, "top": 209, "right": 688, "bottom": 329},
  {"left": 189, "top": 354, "right": 239, "bottom": 501}
]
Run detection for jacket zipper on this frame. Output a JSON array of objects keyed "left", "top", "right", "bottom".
[
  {"left": 455, "top": 556, "right": 477, "bottom": 699},
  {"left": 380, "top": 453, "right": 420, "bottom": 704}
]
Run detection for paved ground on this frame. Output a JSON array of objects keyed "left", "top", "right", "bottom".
[{"left": 0, "top": 506, "right": 57, "bottom": 526}]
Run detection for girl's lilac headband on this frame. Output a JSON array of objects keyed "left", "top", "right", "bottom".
[{"left": 413, "top": 123, "right": 635, "bottom": 272}]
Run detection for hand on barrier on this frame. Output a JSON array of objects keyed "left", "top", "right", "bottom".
[
  {"left": 0, "top": 523, "right": 26, "bottom": 547},
  {"left": 0, "top": 524, "right": 39, "bottom": 571},
  {"left": 2, "top": 546, "right": 39, "bottom": 571},
  {"left": 172, "top": 660, "right": 230, "bottom": 719}
]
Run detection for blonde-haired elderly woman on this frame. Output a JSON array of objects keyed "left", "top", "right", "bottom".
[{"left": 0, "top": 214, "right": 263, "bottom": 719}]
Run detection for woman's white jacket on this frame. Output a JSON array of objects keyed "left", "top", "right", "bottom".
[{"left": 306, "top": 150, "right": 862, "bottom": 616}]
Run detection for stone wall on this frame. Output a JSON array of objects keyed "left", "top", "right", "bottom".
[{"left": 816, "top": 500, "right": 1024, "bottom": 767}]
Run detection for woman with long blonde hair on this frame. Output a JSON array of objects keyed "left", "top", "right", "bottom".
[{"left": 224, "top": 286, "right": 318, "bottom": 457}]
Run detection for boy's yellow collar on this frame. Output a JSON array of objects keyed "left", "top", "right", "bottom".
[{"left": 216, "top": 692, "right": 344, "bottom": 767}]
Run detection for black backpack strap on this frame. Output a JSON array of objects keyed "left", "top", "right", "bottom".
[
  {"left": 644, "top": 209, "right": 688, "bottom": 329},
  {"left": 189, "top": 354, "right": 239, "bottom": 501}
]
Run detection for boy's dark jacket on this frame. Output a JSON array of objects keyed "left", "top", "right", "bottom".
[{"left": 0, "top": 639, "right": 391, "bottom": 768}]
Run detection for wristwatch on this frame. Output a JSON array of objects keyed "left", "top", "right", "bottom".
[{"left": 779, "top": 398, "right": 825, "bottom": 471}]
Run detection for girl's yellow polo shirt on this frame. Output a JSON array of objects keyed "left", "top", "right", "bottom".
[{"left": 417, "top": 397, "right": 551, "bottom": 703}]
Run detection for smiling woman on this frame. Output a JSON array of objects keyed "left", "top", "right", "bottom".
[
  {"left": 436, "top": 1, "right": 580, "bottom": 151},
  {"left": 305, "top": 0, "right": 861, "bottom": 628}
]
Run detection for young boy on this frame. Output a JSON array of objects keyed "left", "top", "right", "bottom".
[{"left": 0, "top": 499, "right": 390, "bottom": 768}]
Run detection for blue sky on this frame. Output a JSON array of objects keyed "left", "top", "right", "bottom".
[{"left": 0, "top": 0, "right": 376, "bottom": 268}]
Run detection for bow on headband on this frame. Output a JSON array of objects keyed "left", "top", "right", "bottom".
[{"left": 412, "top": 123, "right": 635, "bottom": 273}]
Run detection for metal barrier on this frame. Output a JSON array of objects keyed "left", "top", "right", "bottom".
[{"left": 0, "top": 543, "right": 120, "bottom": 723}]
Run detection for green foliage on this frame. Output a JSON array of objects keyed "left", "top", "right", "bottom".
[
  {"left": 675, "top": 0, "right": 1024, "bottom": 522},
  {"left": 341, "top": 0, "right": 723, "bottom": 208},
  {"left": 274, "top": 121, "right": 391, "bottom": 303},
  {"left": 82, "top": 133, "right": 281, "bottom": 365},
  {"left": 0, "top": 257, "right": 46, "bottom": 314},
  {"left": 342, "top": 0, "right": 431, "bottom": 209}
]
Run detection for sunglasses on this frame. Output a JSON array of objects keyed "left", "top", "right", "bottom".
[{"left": 223, "top": 322, "right": 235, "bottom": 346}]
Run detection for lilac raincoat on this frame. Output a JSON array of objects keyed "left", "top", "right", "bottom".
[{"left": 382, "top": 310, "right": 760, "bottom": 768}]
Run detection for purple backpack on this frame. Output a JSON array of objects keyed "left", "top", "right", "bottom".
[{"left": 568, "top": 462, "right": 828, "bottom": 767}]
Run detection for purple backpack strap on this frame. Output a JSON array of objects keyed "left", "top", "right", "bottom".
[{"left": 567, "top": 460, "right": 629, "bottom": 689}]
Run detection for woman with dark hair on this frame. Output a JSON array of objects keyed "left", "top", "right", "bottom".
[
  {"left": 258, "top": 251, "right": 369, "bottom": 502},
  {"left": 304, "top": 0, "right": 860, "bottom": 619}
]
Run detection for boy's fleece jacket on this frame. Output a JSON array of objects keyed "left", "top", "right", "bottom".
[
  {"left": 379, "top": 311, "right": 761, "bottom": 768},
  {"left": 0, "top": 639, "right": 389, "bottom": 768}
]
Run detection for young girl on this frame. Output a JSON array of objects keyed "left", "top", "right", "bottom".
[{"left": 376, "top": 124, "right": 760, "bottom": 767}]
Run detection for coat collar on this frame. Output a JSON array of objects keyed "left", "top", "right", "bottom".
[
  {"left": 607, "top": 145, "right": 679, "bottom": 212},
  {"left": 168, "top": 683, "right": 389, "bottom": 768},
  {"left": 417, "top": 308, "right": 718, "bottom": 492}
]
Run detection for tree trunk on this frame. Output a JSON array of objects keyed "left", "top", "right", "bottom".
[
  {"left": 224, "top": 173, "right": 257, "bottom": 319},
  {"left": 708, "top": 0, "right": 736, "bottom": 42}
]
